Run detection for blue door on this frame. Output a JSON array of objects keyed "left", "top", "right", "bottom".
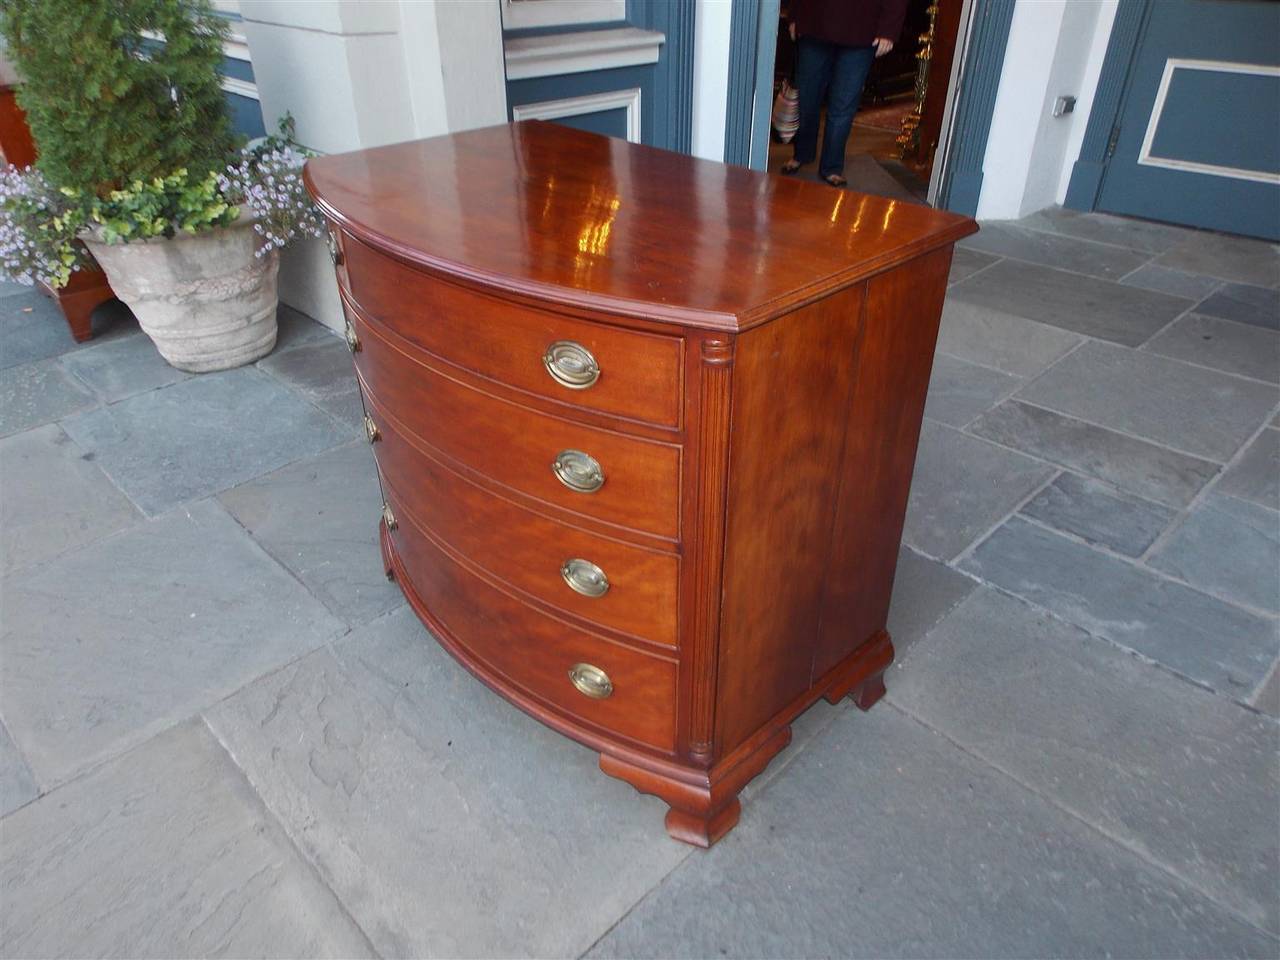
[{"left": 1095, "top": 0, "right": 1279, "bottom": 240}]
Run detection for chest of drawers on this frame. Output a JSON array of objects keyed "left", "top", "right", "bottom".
[{"left": 305, "top": 122, "right": 975, "bottom": 847}]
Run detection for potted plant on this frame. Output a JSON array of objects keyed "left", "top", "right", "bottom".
[{"left": 0, "top": 0, "right": 322, "bottom": 372}]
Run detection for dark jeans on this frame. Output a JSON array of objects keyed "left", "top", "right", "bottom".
[{"left": 792, "top": 38, "right": 876, "bottom": 178}]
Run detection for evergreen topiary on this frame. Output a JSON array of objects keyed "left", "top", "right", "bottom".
[{"left": 0, "top": 0, "right": 236, "bottom": 196}]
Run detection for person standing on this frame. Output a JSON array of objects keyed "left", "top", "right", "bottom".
[{"left": 781, "top": 0, "right": 908, "bottom": 187}]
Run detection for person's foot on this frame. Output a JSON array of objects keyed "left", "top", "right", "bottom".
[
  {"left": 780, "top": 159, "right": 803, "bottom": 175},
  {"left": 823, "top": 173, "right": 847, "bottom": 188}
]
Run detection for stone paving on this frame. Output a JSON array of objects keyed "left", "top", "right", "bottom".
[{"left": 0, "top": 208, "right": 1277, "bottom": 959}]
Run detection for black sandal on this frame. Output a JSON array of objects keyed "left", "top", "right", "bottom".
[
  {"left": 824, "top": 174, "right": 847, "bottom": 188},
  {"left": 780, "top": 159, "right": 802, "bottom": 175}
]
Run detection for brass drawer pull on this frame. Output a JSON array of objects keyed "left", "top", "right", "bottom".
[
  {"left": 552, "top": 449, "right": 605, "bottom": 493},
  {"left": 561, "top": 558, "right": 610, "bottom": 598},
  {"left": 381, "top": 502, "right": 397, "bottom": 530},
  {"left": 543, "top": 340, "right": 600, "bottom": 390},
  {"left": 568, "top": 662, "right": 613, "bottom": 699},
  {"left": 363, "top": 414, "right": 381, "bottom": 444},
  {"left": 326, "top": 229, "right": 344, "bottom": 266},
  {"left": 345, "top": 319, "right": 361, "bottom": 353}
]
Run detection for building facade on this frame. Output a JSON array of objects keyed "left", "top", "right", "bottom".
[{"left": 220, "top": 0, "right": 1277, "bottom": 329}]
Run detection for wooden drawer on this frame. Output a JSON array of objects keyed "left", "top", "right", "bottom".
[
  {"left": 343, "top": 237, "right": 683, "bottom": 428},
  {"left": 384, "top": 486, "right": 678, "bottom": 752},
  {"left": 349, "top": 307, "right": 681, "bottom": 541},
  {"left": 367, "top": 398, "right": 679, "bottom": 646}
]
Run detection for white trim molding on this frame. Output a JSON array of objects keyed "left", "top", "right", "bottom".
[
  {"left": 137, "top": 28, "right": 257, "bottom": 100},
  {"left": 511, "top": 87, "right": 642, "bottom": 142},
  {"left": 139, "top": 28, "right": 251, "bottom": 64},
  {"left": 220, "top": 75, "right": 259, "bottom": 101},
  {"left": 222, "top": 33, "right": 252, "bottom": 63},
  {"left": 500, "top": 0, "right": 626, "bottom": 31},
  {"left": 504, "top": 26, "right": 664, "bottom": 80},
  {"left": 1138, "top": 58, "right": 1280, "bottom": 185}
]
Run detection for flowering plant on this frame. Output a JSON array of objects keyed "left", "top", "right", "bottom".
[
  {"left": 0, "top": 166, "right": 86, "bottom": 287},
  {"left": 218, "top": 116, "right": 325, "bottom": 258},
  {"left": 0, "top": 115, "right": 322, "bottom": 286}
]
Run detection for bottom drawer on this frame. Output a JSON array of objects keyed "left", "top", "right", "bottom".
[{"left": 384, "top": 489, "right": 678, "bottom": 753}]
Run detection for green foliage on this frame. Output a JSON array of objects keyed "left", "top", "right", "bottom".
[
  {"left": 86, "top": 168, "right": 239, "bottom": 244},
  {"left": 0, "top": 114, "right": 326, "bottom": 286},
  {"left": 0, "top": 0, "right": 237, "bottom": 196}
]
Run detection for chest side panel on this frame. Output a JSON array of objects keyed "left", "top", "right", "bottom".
[
  {"left": 812, "top": 246, "right": 954, "bottom": 679},
  {"left": 713, "top": 284, "right": 867, "bottom": 756}
]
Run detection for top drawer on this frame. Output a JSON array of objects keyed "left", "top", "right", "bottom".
[{"left": 341, "top": 235, "right": 683, "bottom": 428}]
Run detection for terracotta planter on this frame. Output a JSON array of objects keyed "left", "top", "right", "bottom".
[{"left": 81, "top": 213, "right": 279, "bottom": 372}]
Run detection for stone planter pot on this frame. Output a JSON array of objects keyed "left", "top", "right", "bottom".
[{"left": 81, "top": 213, "right": 280, "bottom": 372}]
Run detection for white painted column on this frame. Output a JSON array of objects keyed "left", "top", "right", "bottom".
[
  {"left": 975, "top": 0, "right": 1117, "bottom": 220},
  {"left": 691, "top": 0, "right": 732, "bottom": 162},
  {"left": 238, "top": 1, "right": 416, "bottom": 154},
  {"left": 433, "top": 0, "right": 508, "bottom": 134},
  {"left": 238, "top": 0, "right": 506, "bottom": 331}
]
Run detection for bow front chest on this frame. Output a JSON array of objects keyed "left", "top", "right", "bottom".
[{"left": 305, "top": 122, "right": 975, "bottom": 846}]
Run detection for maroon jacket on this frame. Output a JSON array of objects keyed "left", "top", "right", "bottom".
[{"left": 791, "top": 0, "right": 909, "bottom": 48}]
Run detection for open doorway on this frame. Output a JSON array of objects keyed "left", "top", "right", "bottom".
[{"left": 765, "top": 0, "right": 965, "bottom": 204}]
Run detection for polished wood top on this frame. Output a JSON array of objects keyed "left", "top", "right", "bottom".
[{"left": 305, "top": 121, "right": 976, "bottom": 331}]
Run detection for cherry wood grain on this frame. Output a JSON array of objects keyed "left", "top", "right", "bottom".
[
  {"left": 600, "top": 725, "right": 791, "bottom": 849},
  {"left": 383, "top": 483, "right": 679, "bottom": 753},
  {"left": 0, "top": 85, "right": 36, "bottom": 168},
  {"left": 309, "top": 122, "right": 977, "bottom": 847},
  {"left": 342, "top": 234, "right": 685, "bottom": 429},
  {"left": 813, "top": 248, "right": 953, "bottom": 681},
  {"left": 683, "top": 337, "right": 734, "bottom": 764},
  {"left": 347, "top": 304, "right": 683, "bottom": 541},
  {"left": 822, "top": 630, "right": 894, "bottom": 710},
  {"left": 42, "top": 266, "right": 115, "bottom": 343},
  {"left": 305, "top": 120, "right": 974, "bottom": 331},
  {"left": 365, "top": 393, "right": 679, "bottom": 648},
  {"left": 713, "top": 285, "right": 866, "bottom": 755}
]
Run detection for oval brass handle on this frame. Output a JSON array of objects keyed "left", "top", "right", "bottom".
[
  {"left": 326, "top": 229, "right": 343, "bottom": 266},
  {"left": 552, "top": 449, "right": 604, "bottom": 493},
  {"left": 381, "top": 502, "right": 397, "bottom": 531},
  {"left": 568, "top": 662, "right": 613, "bottom": 699},
  {"left": 345, "top": 319, "right": 361, "bottom": 353},
  {"left": 543, "top": 340, "right": 600, "bottom": 390},
  {"left": 363, "top": 414, "right": 381, "bottom": 444},
  {"left": 561, "top": 558, "right": 610, "bottom": 598}
]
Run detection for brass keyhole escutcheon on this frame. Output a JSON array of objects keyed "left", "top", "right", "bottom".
[
  {"left": 363, "top": 414, "right": 381, "bottom": 444},
  {"left": 326, "top": 229, "right": 344, "bottom": 266},
  {"left": 344, "top": 320, "right": 361, "bottom": 354},
  {"left": 381, "top": 503, "right": 397, "bottom": 531}
]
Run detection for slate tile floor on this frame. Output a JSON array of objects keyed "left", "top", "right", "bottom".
[{"left": 1, "top": 209, "right": 1278, "bottom": 959}]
